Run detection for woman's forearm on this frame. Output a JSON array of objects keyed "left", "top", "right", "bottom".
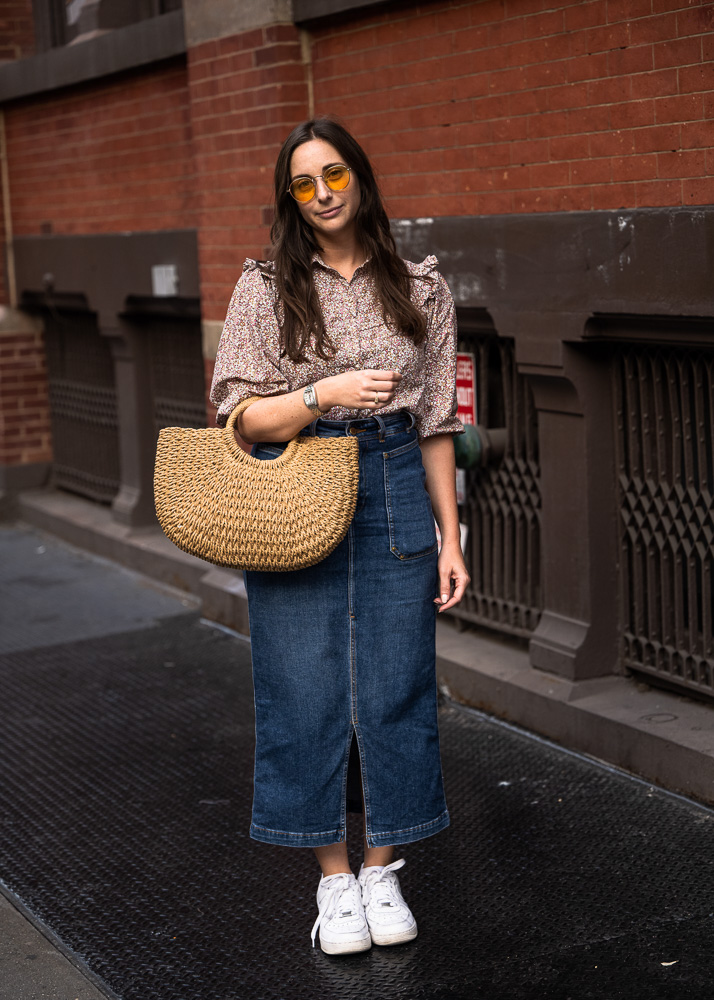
[
  {"left": 237, "top": 388, "right": 317, "bottom": 444},
  {"left": 419, "top": 434, "right": 460, "bottom": 545},
  {"left": 236, "top": 369, "right": 403, "bottom": 443}
]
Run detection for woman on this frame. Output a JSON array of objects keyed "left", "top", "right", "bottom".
[{"left": 210, "top": 117, "right": 469, "bottom": 955}]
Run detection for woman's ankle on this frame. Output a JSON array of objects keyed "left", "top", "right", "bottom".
[
  {"left": 314, "top": 842, "right": 351, "bottom": 877},
  {"left": 362, "top": 844, "right": 394, "bottom": 869}
]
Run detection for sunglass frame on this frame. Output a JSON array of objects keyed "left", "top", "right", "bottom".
[{"left": 287, "top": 165, "right": 352, "bottom": 203}]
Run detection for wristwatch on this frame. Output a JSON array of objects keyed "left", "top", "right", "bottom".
[{"left": 303, "top": 384, "right": 326, "bottom": 417}]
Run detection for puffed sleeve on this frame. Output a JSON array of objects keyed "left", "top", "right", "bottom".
[
  {"left": 209, "top": 260, "right": 288, "bottom": 427},
  {"left": 415, "top": 265, "right": 463, "bottom": 440}
]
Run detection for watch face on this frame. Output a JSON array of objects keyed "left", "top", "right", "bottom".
[{"left": 304, "top": 386, "right": 318, "bottom": 412}]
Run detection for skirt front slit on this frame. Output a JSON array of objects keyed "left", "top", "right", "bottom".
[{"left": 244, "top": 412, "right": 450, "bottom": 848}]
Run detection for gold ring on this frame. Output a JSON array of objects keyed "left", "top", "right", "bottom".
[{"left": 374, "top": 391, "right": 379, "bottom": 404}]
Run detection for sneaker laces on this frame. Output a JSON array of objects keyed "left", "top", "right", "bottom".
[
  {"left": 362, "top": 858, "right": 407, "bottom": 910},
  {"left": 310, "top": 873, "right": 361, "bottom": 948}
]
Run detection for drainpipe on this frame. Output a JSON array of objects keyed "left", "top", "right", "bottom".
[
  {"left": 299, "top": 29, "right": 314, "bottom": 118},
  {"left": 0, "top": 109, "right": 17, "bottom": 308}
]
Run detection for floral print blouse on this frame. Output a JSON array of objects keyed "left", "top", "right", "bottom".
[{"left": 210, "top": 254, "right": 462, "bottom": 440}]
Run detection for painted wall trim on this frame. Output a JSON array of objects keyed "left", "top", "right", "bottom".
[
  {"left": 392, "top": 207, "right": 714, "bottom": 327},
  {"left": 13, "top": 230, "right": 199, "bottom": 329},
  {"left": 0, "top": 10, "right": 186, "bottom": 104},
  {"left": 293, "top": 0, "right": 397, "bottom": 23}
]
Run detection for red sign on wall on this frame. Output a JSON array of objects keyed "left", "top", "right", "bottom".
[{"left": 456, "top": 352, "right": 477, "bottom": 425}]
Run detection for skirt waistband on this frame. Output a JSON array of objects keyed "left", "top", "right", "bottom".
[{"left": 301, "top": 409, "right": 416, "bottom": 440}]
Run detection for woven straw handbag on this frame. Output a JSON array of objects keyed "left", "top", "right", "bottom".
[{"left": 154, "top": 395, "right": 359, "bottom": 571}]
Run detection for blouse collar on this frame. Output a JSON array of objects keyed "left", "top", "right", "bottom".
[{"left": 311, "top": 252, "right": 372, "bottom": 278}]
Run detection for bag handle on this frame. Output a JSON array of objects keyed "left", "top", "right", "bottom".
[
  {"left": 225, "top": 395, "right": 264, "bottom": 434},
  {"left": 222, "top": 395, "right": 303, "bottom": 463}
]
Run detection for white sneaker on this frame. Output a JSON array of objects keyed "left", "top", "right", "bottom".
[
  {"left": 311, "top": 872, "right": 372, "bottom": 954},
  {"left": 358, "top": 858, "right": 418, "bottom": 946}
]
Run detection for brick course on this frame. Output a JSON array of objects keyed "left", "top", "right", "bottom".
[
  {"left": 187, "top": 23, "right": 309, "bottom": 322},
  {"left": 3, "top": 61, "right": 197, "bottom": 238},
  {"left": 309, "top": 0, "right": 713, "bottom": 218},
  {"left": 0, "top": 0, "right": 34, "bottom": 61},
  {"left": 0, "top": 323, "right": 51, "bottom": 466},
  {"left": 1, "top": 0, "right": 712, "bottom": 446}
]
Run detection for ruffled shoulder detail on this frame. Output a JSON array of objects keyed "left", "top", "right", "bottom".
[
  {"left": 240, "top": 258, "right": 281, "bottom": 319},
  {"left": 405, "top": 255, "right": 441, "bottom": 312},
  {"left": 403, "top": 254, "right": 439, "bottom": 277},
  {"left": 242, "top": 258, "right": 275, "bottom": 278}
]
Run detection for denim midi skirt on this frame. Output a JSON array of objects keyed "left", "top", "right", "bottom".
[{"left": 244, "top": 410, "right": 449, "bottom": 849}]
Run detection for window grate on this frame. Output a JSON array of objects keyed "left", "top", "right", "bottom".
[
  {"left": 614, "top": 345, "right": 714, "bottom": 697},
  {"left": 450, "top": 324, "right": 542, "bottom": 638}
]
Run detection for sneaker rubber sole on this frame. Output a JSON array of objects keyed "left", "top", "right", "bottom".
[
  {"left": 369, "top": 922, "right": 418, "bottom": 947},
  {"left": 319, "top": 931, "right": 372, "bottom": 955}
]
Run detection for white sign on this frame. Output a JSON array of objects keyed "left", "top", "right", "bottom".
[{"left": 152, "top": 265, "right": 179, "bottom": 297}]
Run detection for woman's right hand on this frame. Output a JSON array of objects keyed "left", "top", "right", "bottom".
[{"left": 316, "top": 369, "right": 402, "bottom": 411}]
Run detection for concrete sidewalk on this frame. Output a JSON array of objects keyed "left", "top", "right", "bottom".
[
  {"left": 0, "top": 889, "right": 110, "bottom": 1000},
  {"left": 0, "top": 523, "right": 199, "bottom": 1000}
]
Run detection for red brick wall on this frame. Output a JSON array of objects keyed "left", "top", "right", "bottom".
[
  {"left": 187, "top": 23, "right": 308, "bottom": 322},
  {"left": 2, "top": 2, "right": 711, "bottom": 437},
  {"left": 204, "top": 357, "right": 217, "bottom": 427},
  {"left": 0, "top": 0, "right": 34, "bottom": 60},
  {"left": 0, "top": 175, "right": 7, "bottom": 307},
  {"left": 4, "top": 60, "right": 196, "bottom": 237},
  {"left": 310, "top": 0, "right": 714, "bottom": 216},
  {"left": 0, "top": 324, "right": 52, "bottom": 466}
]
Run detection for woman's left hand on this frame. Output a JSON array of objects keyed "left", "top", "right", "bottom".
[{"left": 434, "top": 540, "right": 470, "bottom": 613}]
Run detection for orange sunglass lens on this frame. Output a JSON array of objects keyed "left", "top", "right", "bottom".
[
  {"left": 324, "top": 166, "right": 349, "bottom": 190},
  {"left": 290, "top": 178, "right": 316, "bottom": 202}
]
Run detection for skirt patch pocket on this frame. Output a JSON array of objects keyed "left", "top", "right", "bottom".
[{"left": 383, "top": 437, "right": 438, "bottom": 560}]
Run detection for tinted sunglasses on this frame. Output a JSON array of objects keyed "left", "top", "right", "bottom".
[{"left": 288, "top": 164, "right": 351, "bottom": 203}]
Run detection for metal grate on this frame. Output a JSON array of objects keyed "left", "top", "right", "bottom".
[
  {"left": 145, "top": 316, "right": 208, "bottom": 438},
  {"left": 44, "top": 309, "right": 121, "bottom": 503},
  {"left": 615, "top": 344, "right": 714, "bottom": 698},
  {"left": 452, "top": 313, "right": 542, "bottom": 637},
  {"left": 2, "top": 616, "right": 714, "bottom": 998}
]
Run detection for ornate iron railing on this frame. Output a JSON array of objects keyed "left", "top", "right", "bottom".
[
  {"left": 451, "top": 311, "right": 542, "bottom": 638},
  {"left": 144, "top": 316, "right": 207, "bottom": 436},
  {"left": 614, "top": 343, "right": 714, "bottom": 697}
]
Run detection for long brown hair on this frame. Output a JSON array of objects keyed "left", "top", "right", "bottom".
[{"left": 268, "top": 117, "right": 429, "bottom": 362}]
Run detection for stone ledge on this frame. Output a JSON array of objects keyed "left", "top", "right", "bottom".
[
  {"left": 183, "top": 0, "right": 292, "bottom": 47},
  {"left": 17, "top": 487, "right": 714, "bottom": 806},
  {"left": 437, "top": 619, "right": 714, "bottom": 806}
]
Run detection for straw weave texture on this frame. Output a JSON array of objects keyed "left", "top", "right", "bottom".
[{"left": 154, "top": 397, "right": 359, "bottom": 571}]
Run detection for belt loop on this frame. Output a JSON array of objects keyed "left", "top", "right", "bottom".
[
  {"left": 374, "top": 413, "right": 387, "bottom": 442},
  {"left": 305, "top": 419, "right": 318, "bottom": 437},
  {"left": 407, "top": 410, "right": 416, "bottom": 431}
]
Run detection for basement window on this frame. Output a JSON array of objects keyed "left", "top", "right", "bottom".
[{"left": 33, "top": 0, "right": 182, "bottom": 51}]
